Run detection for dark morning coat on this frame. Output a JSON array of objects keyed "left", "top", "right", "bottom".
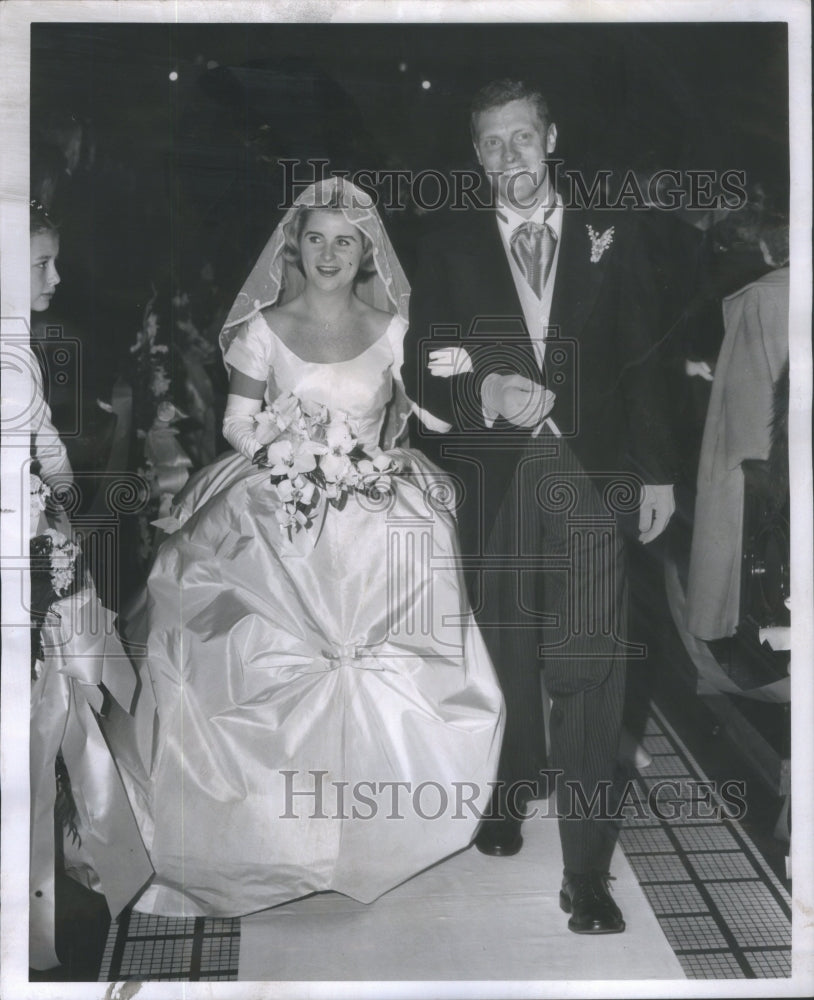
[{"left": 403, "top": 204, "right": 680, "bottom": 866}]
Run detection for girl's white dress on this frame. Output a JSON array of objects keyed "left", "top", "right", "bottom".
[{"left": 119, "top": 312, "right": 503, "bottom": 917}]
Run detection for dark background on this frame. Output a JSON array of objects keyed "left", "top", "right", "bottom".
[
  {"left": 32, "top": 21, "right": 790, "bottom": 173},
  {"left": 31, "top": 20, "right": 789, "bottom": 333}
]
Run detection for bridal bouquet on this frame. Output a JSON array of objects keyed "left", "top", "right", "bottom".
[
  {"left": 29, "top": 474, "right": 81, "bottom": 681},
  {"left": 253, "top": 392, "right": 401, "bottom": 535}
]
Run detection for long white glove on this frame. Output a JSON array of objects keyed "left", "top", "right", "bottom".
[
  {"left": 427, "top": 346, "right": 474, "bottom": 377},
  {"left": 222, "top": 393, "right": 264, "bottom": 462},
  {"left": 481, "top": 373, "right": 556, "bottom": 428}
]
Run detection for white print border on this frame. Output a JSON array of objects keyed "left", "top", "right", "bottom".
[{"left": 1, "top": 3, "right": 811, "bottom": 999}]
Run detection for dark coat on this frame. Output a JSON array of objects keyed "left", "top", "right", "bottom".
[{"left": 404, "top": 205, "right": 679, "bottom": 489}]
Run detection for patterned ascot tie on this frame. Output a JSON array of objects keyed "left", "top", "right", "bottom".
[{"left": 510, "top": 219, "right": 557, "bottom": 298}]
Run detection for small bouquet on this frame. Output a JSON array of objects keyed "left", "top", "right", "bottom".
[
  {"left": 253, "top": 392, "right": 401, "bottom": 535},
  {"left": 29, "top": 477, "right": 88, "bottom": 857},
  {"left": 29, "top": 475, "right": 81, "bottom": 681},
  {"left": 30, "top": 472, "right": 51, "bottom": 533}
]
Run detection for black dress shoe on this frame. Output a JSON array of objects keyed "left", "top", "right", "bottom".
[
  {"left": 474, "top": 817, "right": 523, "bottom": 857},
  {"left": 559, "top": 871, "right": 625, "bottom": 934}
]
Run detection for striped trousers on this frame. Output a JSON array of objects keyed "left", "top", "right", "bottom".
[{"left": 471, "top": 431, "right": 640, "bottom": 874}]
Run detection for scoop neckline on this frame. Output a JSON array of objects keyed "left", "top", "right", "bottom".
[{"left": 257, "top": 311, "right": 403, "bottom": 366}]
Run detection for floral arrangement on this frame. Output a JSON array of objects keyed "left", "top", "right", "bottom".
[
  {"left": 171, "top": 289, "right": 218, "bottom": 367},
  {"left": 253, "top": 392, "right": 401, "bottom": 535},
  {"left": 129, "top": 289, "right": 172, "bottom": 437},
  {"left": 129, "top": 287, "right": 217, "bottom": 432},
  {"left": 29, "top": 474, "right": 80, "bottom": 681},
  {"left": 129, "top": 283, "right": 219, "bottom": 561},
  {"left": 129, "top": 291, "right": 174, "bottom": 561}
]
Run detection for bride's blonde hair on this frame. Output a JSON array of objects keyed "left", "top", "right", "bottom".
[{"left": 281, "top": 201, "right": 376, "bottom": 281}]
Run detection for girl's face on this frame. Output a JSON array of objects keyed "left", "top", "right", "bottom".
[
  {"left": 30, "top": 231, "right": 60, "bottom": 311},
  {"left": 298, "top": 210, "right": 363, "bottom": 292}
]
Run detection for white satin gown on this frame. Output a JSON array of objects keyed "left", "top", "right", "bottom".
[{"left": 119, "top": 312, "right": 504, "bottom": 917}]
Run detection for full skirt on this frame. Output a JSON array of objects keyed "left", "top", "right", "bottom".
[{"left": 118, "top": 449, "right": 503, "bottom": 916}]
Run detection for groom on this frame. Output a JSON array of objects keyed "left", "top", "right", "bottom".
[{"left": 404, "top": 79, "right": 678, "bottom": 934}]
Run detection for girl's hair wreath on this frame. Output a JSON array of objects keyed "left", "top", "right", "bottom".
[{"left": 30, "top": 199, "right": 58, "bottom": 236}]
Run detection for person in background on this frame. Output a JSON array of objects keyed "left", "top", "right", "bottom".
[
  {"left": 685, "top": 201, "right": 790, "bottom": 642},
  {"left": 29, "top": 201, "right": 73, "bottom": 486},
  {"left": 29, "top": 140, "right": 120, "bottom": 517},
  {"left": 26, "top": 200, "right": 152, "bottom": 975}
]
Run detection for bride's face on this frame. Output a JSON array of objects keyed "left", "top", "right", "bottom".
[{"left": 299, "top": 210, "right": 364, "bottom": 291}]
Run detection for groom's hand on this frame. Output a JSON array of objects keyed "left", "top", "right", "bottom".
[
  {"left": 482, "top": 373, "right": 555, "bottom": 428},
  {"left": 638, "top": 484, "right": 676, "bottom": 543}
]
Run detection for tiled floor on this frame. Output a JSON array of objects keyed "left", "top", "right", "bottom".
[
  {"left": 621, "top": 707, "right": 791, "bottom": 979},
  {"left": 99, "top": 912, "right": 240, "bottom": 983},
  {"left": 98, "top": 703, "right": 791, "bottom": 983}
]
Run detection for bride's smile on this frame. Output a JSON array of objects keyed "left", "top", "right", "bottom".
[{"left": 300, "top": 210, "right": 364, "bottom": 289}]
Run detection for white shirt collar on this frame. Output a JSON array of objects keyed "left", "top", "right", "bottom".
[{"left": 496, "top": 193, "right": 564, "bottom": 241}]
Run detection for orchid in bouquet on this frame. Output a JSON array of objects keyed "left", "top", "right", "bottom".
[{"left": 252, "top": 392, "right": 402, "bottom": 536}]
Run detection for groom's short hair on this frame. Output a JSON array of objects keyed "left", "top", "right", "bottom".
[{"left": 469, "top": 79, "right": 552, "bottom": 144}]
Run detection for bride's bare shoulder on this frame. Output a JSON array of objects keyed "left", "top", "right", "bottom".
[
  {"left": 357, "top": 302, "right": 397, "bottom": 338},
  {"left": 260, "top": 302, "right": 297, "bottom": 335}
]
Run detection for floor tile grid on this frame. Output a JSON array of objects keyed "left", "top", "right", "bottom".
[
  {"left": 620, "top": 735, "right": 754, "bottom": 976},
  {"left": 98, "top": 908, "right": 240, "bottom": 981},
  {"left": 626, "top": 706, "right": 790, "bottom": 979},
  {"left": 649, "top": 703, "right": 791, "bottom": 907},
  {"left": 98, "top": 706, "right": 791, "bottom": 982}
]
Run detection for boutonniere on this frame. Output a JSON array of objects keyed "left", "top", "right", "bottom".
[{"left": 586, "top": 225, "right": 615, "bottom": 263}]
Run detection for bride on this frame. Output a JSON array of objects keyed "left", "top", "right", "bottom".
[{"left": 117, "top": 178, "right": 504, "bottom": 917}]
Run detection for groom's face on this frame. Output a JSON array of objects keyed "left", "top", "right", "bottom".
[{"left": 473, "top": 97, "right": 558, "bottom": 210}]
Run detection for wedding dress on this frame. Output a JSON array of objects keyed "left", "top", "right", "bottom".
[{"left": 119, "top": 309, "right": 504, "bottom": 917}]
